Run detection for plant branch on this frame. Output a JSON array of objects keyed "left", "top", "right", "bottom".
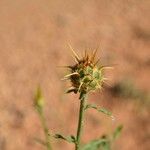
[{"left": 38, "top": 109, "right": 52, "bottom": 150}]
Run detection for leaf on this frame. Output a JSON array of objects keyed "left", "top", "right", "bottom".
[
  {"left": 54, "top": 134, "right": 76, "bottom": 143},
  {"left": 98, "top": 108, "right": 112, "bottom": 116},
  {"left": 100, "top": 142, "right": 111, "bottom": 150},
  {"left": 85, "top": 104, "right": 112, "bottom": 117},
  {"left": 81, "top": 126, "right": 123, "bottom": 150},
  {"left": 81, "top": 138, "right": 110, "bottom": 150},
  {"left": 112, "top": 125, "right": 123, "bottom": 140}
]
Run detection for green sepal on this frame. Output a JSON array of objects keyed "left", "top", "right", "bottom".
[
  {"left": 93, "top": 69, "right": 100, "bottom": 79},
  {"left": 86, "top": 66, "right": 93, "bottom": 74}
]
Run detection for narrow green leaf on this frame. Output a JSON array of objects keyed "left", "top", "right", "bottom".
[
  {"left": 112, "top": 125, "right": 123, "bottom": 140},
  {"left": 54, "top": 134, "right": 76, "bottom": 143},
  {"left": 98, "top": 108, "right": 112, "bottom": 116},
  {"left": 81, "top": 125, "right": 123, "bottom": 150},
  {"left": 85, "top": 104, "right": 97, "bottom": 110},
  {"left": 81, "top": 138, "right": 110, "bottom": 150},
  {"left": 101, "top": 142, "right": 111, "bottom": 150},
  {"left": 99, "top": 136, "right": 111, "bottom": 150},
  {"left": 85, "top": 104, "right": 112, "bottom": 117}
]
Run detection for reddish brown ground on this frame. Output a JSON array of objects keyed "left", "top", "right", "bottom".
[{"left": 0, "top": 0, "right": 149, "bottom": 150}]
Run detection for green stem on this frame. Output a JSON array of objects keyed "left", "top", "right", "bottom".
[
  {"left": 39, "top": 109, "right": 52, "bottom": 150},
  {"left": 75, "top": 93, "right": 87, "bottom": 150}
]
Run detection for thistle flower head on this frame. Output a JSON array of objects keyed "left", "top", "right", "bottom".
[{"left": 64, "top": 46, "right": 107, "bottom": 98}]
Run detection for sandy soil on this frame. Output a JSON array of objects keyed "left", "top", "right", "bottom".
[{"left": 0, "top": 0, "right": 150, "bottom": 150}]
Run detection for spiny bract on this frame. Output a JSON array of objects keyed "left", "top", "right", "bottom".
[{"left": 64, "top": 46, "right": 107, "bottom": 97}]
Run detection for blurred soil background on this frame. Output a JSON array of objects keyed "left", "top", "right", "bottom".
[{"left": 0, "top": 0, "right": 150, "bottom": 150}]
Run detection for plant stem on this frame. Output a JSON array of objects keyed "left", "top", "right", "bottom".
[
  {"left": 39, "top": 109, "right": 52, "bottom": 150},
  {"left": 75, "top": 94, "right": 87, "bottom": 150}
]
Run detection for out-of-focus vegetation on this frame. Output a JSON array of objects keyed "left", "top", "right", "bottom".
[
  {"left": 108, "top": 79, "right": 150, "bottom": 108},
  {"left": 0, "top": 0, "right": 149, "bottom": 150}
]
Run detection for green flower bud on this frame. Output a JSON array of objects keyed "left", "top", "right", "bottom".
[{"left": 34, "top": 87, "right": 44, "bottom": 111}]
